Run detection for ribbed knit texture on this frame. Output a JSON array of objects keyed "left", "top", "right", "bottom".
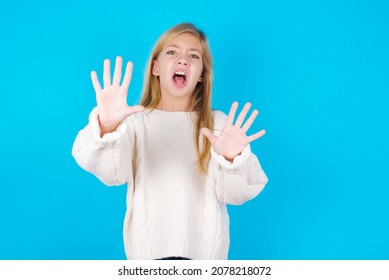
[{"left": 72, "top": 108, "right": 268, "bottom": 259}]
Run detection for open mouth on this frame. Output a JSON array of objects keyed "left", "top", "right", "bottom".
[{"left": 172, "top": 71, "right": 187, "bottom": 87}]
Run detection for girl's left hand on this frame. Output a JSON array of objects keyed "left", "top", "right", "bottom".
[{"left": 201, "top": 102, "right": 266, "bottom": 162}]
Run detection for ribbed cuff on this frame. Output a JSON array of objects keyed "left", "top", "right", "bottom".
[{"left": 210, "top": 145, "right": 251, "bottom": 174}]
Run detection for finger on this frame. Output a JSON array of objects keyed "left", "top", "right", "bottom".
[
  {"left": 125, "top": 105, "right": 145, "bottom": 117},
  {"left": 122, "top": 61, "right": 133, "bottom": 90},
  {"left": 247, "top": 129, "right": 266, "bottom": 143},
  {"left": 103, "top": 59, "right": 111, "bottom": 88},
  {"left": 112, "top": 56, "right": 123, "bottom": 85},
  {"left": 201, "top": 128, "right": 217, "bottom": 144},
  {"left": 91, "top": 71, "right": 102, "bottom": 94},
  {"left": 242, "top": 109, "right": 258, "bottom": 133},
  {"left": 226, "top": 101, "right": 238, "bottom": 126},
  {"left": 235, "top": 102, "right": 252, "bottom": 127}
]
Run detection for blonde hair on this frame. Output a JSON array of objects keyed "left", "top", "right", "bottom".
[{"left": 140, "top": 23, "right": 213, "bottom": 173}]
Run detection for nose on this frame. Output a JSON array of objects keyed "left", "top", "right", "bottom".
[{"left": 176, "top": 58, "right": 189, "bottom": 66}]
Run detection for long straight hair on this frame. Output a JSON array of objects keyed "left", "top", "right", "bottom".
[{"left": 140, "top": 23, "right": 213, "bottom": 173}]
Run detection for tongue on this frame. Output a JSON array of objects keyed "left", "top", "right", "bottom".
[{"left": 173, "top": 76, "right": 185, "bottom": 85}]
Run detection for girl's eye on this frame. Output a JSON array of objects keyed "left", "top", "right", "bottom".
[
  {"left": 166, "top": 50, "right": 176, "bottom": 55},
  {"left": 190, "top": 54, "right": 200, "bottom": 59}
]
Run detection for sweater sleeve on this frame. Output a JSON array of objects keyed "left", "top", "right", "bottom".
[
  {"left": 71, "top": 107, "right": 135, "bottom": 186},
  {"left": 210, "top": 111, "right": 268, "bottom": 205}
]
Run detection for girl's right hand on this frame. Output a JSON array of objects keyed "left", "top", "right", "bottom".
[{"left": 91, "top": 56, "right": 144, "bottom": 136}]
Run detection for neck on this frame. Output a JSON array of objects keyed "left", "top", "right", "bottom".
[{"left": 157, "top": 95, "right": 191, "bottom": 112}]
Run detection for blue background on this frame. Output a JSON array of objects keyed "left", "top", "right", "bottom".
[{"left": 1, "top": 0, "right": 388, "bottom": 259}]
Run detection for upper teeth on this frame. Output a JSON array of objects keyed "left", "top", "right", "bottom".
[{"left": 175, "top": 71, "right": 185, "bottom": 75}]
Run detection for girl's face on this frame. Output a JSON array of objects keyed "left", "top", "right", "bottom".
[{"left": 153, "top": 33, "right": 203, "bottom": 110}]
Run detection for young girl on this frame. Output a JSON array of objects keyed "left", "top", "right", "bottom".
[{"left": 72, "top": 23, "right": 268, "bottom": 260}]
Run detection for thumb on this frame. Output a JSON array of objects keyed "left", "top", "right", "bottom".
[
  {"left": 201, "top": 127, "right": 216, "bottom": 144},
  {"left": 126, "top": 105, "right": 145, "bottom": 117}
]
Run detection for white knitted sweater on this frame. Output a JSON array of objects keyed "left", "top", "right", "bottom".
[{"left": 72, "top": 108, "right": 268, "bottom": 260}]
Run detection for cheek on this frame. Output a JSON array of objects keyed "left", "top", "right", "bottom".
[
  {"left": 159, "top": 62, "right": 172, "bottom": 77},
  {"left": 199, "top": 65, "right": 204, "bottom": 75},
  {"left": 195, "top": 63, "right": 204, "bottom": 79}
]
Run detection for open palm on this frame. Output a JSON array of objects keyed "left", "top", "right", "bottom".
[
  {"left": 201, "top": 102, "right": 266, "bottom": 162},
  {"left": 91, "top": 56, "right": 144, "bottom": 134}
]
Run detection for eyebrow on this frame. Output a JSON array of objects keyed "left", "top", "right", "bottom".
[{"left": 165, "top": 44, "right": 202, "bottom": 53}]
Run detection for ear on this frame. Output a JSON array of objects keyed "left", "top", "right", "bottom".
[
  {"left": 152, "top": 60, "right": 159, "bottom": 76},
  {"left": 198, "top": 75, "right": 203, "bottom": 82}
]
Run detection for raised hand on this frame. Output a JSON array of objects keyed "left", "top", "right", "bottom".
[
  {"left": 91, "top": 56, "right": 144, "bottom": 136},
  {"left": 201, "top": 102, "right": 266, "bottom": 162}
]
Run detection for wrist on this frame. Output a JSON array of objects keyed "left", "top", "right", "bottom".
[{"left": 98, "top": 118, "right": 119, "bottom": 137}]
